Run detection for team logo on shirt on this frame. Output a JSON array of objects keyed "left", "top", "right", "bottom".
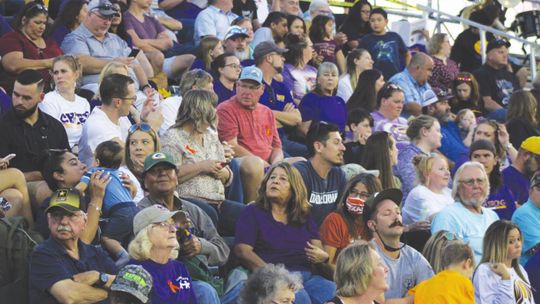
[{"left": 167, "top": 276, "right": 191, "bottom": 293}]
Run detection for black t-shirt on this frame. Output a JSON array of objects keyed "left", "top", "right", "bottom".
[
  {"left": 450, "top": 28, "right": 495, "bottom": 73},
  {"left": 344, "top": 141, "right": 365, "bottom": 165},
  {"left": 0, "top": 109, "right": 70, "bottom": 172},
  {"left": 232, "top": 0, "right": 258, "bottom": 21},
  {"left": 473, "top": 64, "right": 519, "bottom": 111}
]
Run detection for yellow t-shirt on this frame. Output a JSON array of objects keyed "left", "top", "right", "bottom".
[{"left": 408, "top": 270, "right": 474, "bottom": 304}]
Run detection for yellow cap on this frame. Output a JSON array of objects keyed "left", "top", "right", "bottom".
[
  {"left": 45, "top": 189, "right": 83, "bottom": 214},
  {"left": 521, "top": 136, "right": 540, "bottom": 155}
]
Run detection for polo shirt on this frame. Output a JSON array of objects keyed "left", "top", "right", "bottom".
[
  {"left": 193, "top": 5, "right": 238, "bottom": 45},
  {"left": 29, "top": 238, "right": 117, "bottom": 304},
  {"left": 388, "top": 69, "right": 433, "bottom": 117},
  {"left": 216, "top": 96, "right": 281, "bottom": 162},
  {"left": 0, "top": 109, "right": 69, "bottom": 172},
  {"left": 61, "top": 23, "right": 132, "bottom": 86}
]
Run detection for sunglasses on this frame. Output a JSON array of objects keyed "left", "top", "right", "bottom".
[
  {"left": 26, "top": 3, "right": 48, "bottom": 16},
  {"left": 129, "top": 123, "right": 152, "bottom": 134},
  {"left": 442, "top": 231, "right": 459, "bottom": 241}
]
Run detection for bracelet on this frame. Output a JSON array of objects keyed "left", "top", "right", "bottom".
[
  {"left": 141, "top": 83, "right": 152, "bottom": 91},
  {"left": 505, "top": 143, "right": 513, "bottom": 151},
  {"left": 89, "top": 203, "right": 102, "bottom": 214}
]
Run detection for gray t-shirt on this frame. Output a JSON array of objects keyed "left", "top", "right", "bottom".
[{"left": 371, "top": 239, "right": 434, "bottom": 299}]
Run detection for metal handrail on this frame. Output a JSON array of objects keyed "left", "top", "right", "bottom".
[{"left": 417, "top": 3, "right": 537, "bottom": 80}]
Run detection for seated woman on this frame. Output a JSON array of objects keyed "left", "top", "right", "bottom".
[
  {"left": 506, "top": 90, "right": 540, "bottom": 149},
  {"left": 338, "top": 49, "right": 375, "bottom": 102},
  {"left": 299, "top": 62, "right": 347, "bottom": 135},
  {"left": 48, "top": 0, "right": 88, "bottom": 45},
  {"left": 346, "top": 69, "right": 384, "bottom": 113},
  {"left": 128, "top": 205, "right": 198, "bottom": 304},
  {"left": 338, "top": 1, "right": 372, "bottom": 54},
  {"left": 320, "top": 173, "right": 382, "bottom": 274},
  {"left": 473, "top": 220, "right": 535, "bottom": 304},
  {"left": 234, "top": 162, "right": 336, "bottom": 303},
  {"left": 191, "top": 36, "right": 224, "bottom": 72},
  {"left": 0, "top": 158, "right": 34, "bottom": 226},
  {"left": 427, "top": 33, "right": 459, "bottom": 92},
  {"left": 361, "top": 131, "right": 401, "bottom": 190},
  {"left": 0, "top": 2, "right": 63, "bottom": 93},
  {"left": 161, "top": 89, "right": 243, "bottom": 236},
  {"left": 287, "top": 15, "right": 307, "bottom": 36},
  {"left": 403, "top": 154, "right": 453, "bottom": 227},
  {"left": 450, "top": 72, "right": 482, "bottom": 116},
  {"left": 211, "top": 53, "right": 241, "bottom": 104},
  {"left": 239, "top": 264, "right": 303, "bottom": 304},
  {"left": 326, "top": 241, "right": 389, "bottom": 304},
  {"left": 282, "top": 33, "right": 317, "bottom": 104},
  {"left": 39, "top": 55, "right": 90, "bottom": 152},
  {"left": 469, "top": 140, "right": 516, "bottom": 220}
]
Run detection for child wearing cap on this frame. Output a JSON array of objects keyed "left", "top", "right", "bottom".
[
  {"left": 110, "top": 265, "right": 153, "bottom": 304},
  {"left": 76, "top": 140, "right": 139, "bottom": 266}
]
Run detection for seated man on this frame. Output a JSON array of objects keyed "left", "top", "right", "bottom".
[
  {"left": 223, "top": 26, "right": 251, "bottom": 62},
  {"left": 193, "top": 0, "right": 238, "bottom": 45},
  {"left": 502, "top": 136, "right": 540, "bottom": 205},
  {"left": 388, "top": 52, "right": 435, "bottom": 117},
  {"left": 124, "top": 0, "right": 195, "bottom": 79},
  {"left": 29, "top": 188, "right": 117, "bottom": 304},
  {"left": 217, "top": 66, "right": 284, "bottom": 203},
  {"left": 61, "top": 0, "right": 153, "bottom": 90},
  {"left": 512, "top": 172, "right": 540, "bottom": 266},
  {"left": 473, "top": 39, "right": 520, "bottom": 121}
]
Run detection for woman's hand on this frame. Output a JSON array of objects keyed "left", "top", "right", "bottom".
[
  {"left": 222, "top": 141, "right": 235, "bottom": 162},
  {"left": 119, "top": 172, "right": 137, "bottom": 198},
  {"left": 305, "top": 241, "right": 329, "bottom": 264},
  {"left": 497, "top": 123, "right": 510, "bottom": 146},
  {"left": 490, "top": 263, "right": 511, "bottom": 280},
  {"left": 198, "top": 160, "right": 224, "bottom": 175},
  {"left": 88, "top": 171, "right": 111, "bottom": 205}
]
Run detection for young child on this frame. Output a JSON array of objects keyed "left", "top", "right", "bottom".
[
  {"left": 76, "top": 140, "right": 138, "bottom": 266},
  {"left": 344, "top": 108, "right": 373, "bottom": 164},
  {"left": 456, "top": 108, "right": 477, "bottom": 147},
  {"left": 309, "top": 14, "right": 346, "bottom": 73},
  {"left": 358, "top": 7, "right": 410, "bottom": 80},
  {"left": 408, "top": 241, "right": 475, "bottom": 303}
]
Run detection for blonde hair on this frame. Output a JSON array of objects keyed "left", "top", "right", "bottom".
[
  {"left": 335, "top": 241, "right": 374, "bottom": 297},
  {"left": 95, "top": 62, "right": 130, "bottom": 99},
  {"left": 172, "top": 89, "right": 217, "bottom": 132},
  {"left": 456, "top": 109, "right": 475, "bottom": 125},
  {"left": 128, "top": 225, "right": 179, "bottom": 261},
  {"left": 412, "top": 154, "right": 447, "bottom": 186}
]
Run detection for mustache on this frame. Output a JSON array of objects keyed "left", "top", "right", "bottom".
[
  {"left": 389, "top": 220, "right": 403, "bottom": 228},
  {"left": 57, "top": 225, "right": 72, "bottom": 232}
]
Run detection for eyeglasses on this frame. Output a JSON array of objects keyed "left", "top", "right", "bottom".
[
  {"left": 237, "top": 82, "right": 261, "bottom": 91},
  {"left": 154, "top": 222, "right": 179, "bottom": 230},
  {"left": 119, "top": 96, "right": 137, "bottom": 103},
  {"left": 349, "top": 189, "right": 371, "bottom": 200},
  {"left": 459, "top": 178, "right": 486, "bottom": 187},
  {"left": 224, "top": 63, "right": 241, "bottom": 69},
  {"left": 129, "top": 123, "right": 152, "bottom": 134}
]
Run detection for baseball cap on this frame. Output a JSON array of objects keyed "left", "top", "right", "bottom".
[
  {"left": 362, "top": 188, "right": 403, "bottom": 223},
  {"left": 142, "top": 152, "right": 176, "bottom": 176},
  {"left": 486, "top": 39, "right": 511, "bottom": 53},
  {"left": 88, "top": 0, "right": 120, "bottom": 17},
  {"left": 341, "top": 163, "right": 379, "bottom": 181},
  {"left": 531, "top": 171, "right": 540, "bottom": 187},
  {"left": 421, "top": 89, "right": 439, "bottom": 108},
  {"left": 521, "top": 136, "right": 540, "bottom": 154},
  {"left": 110, "top": 265, "right": 153, "bottom": 303},
  {"left": 133, "top": 204, "right": 180, "bottom": 235},
  {"left": 253, "top": 41, "right": 288, "bottom": 60},
  {"left": 45, "top": 189, "right": 84, "bottom": 214},
  {"left": 224, "top": 25, "right": 249, "bottom": 41},
  {"left": 239, "top": 66, "right": 263, "bottom": 85}
]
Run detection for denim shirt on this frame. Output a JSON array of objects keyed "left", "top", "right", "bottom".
[
  {"left": 194, "top": 5, "right": 238, "bottom": 45},
  {"left": 389, "top": 69, "right": 433, "bottom": 117}
]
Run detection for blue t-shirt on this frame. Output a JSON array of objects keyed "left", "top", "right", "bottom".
[
  {"left": 484, "top": 184, "right": 516, "bottom": 220},
  {"left": 213, "top": 80, "right": 235, "bottom": 104},
  {"left": 293, "top": 160, "right": 346, "bottom": 226},
  {"left": 129, "top": 259, "right": 197, "bottom": 304},
  {"left": 512, "top": 199, "right": 540, "bottom": 266},
  {"left": 358, "top": 31, "right": 408, "bottom": 80},
  {"left": 502, "top": 166, "right": 530, "bottom": 205},
  {"left": 299, "top": 92, "right": 347, "bottom": 132},
  {"left": 81, "top": 167, "right": 132, "bottom": 211},
  {"left": 234, "top": 204, "right": 320, "bottom": 272},
  {"left": 440, "top": 121, "right": 468, "bottom": 164},
  {"left": 29, "top": 238, "right": 117, "bottom": 304}
]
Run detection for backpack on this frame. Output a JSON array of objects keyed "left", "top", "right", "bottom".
[{"left": 0, "top": 216, "right": 43, "bottom": 304}]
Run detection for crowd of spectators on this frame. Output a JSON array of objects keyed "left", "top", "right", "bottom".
[{"left": 0, "top": 0, "right": 540, "bottom": 303}]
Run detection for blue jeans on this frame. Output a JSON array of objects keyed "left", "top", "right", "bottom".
[
  {"left": 192, "top": 280, "right": 220, "bottom": 304},
  {"left": 294, "top": 271, "right": 336, "bottom": 304},
  {"left": 280, "top": 132, "right": 308, "bottom": 158},
  {"left": 184, "top": 197, "right": 244, "bottom": 237}
]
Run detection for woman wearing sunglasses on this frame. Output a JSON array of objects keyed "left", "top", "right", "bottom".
[{"left": 0, "top": 1, "right": 63, "bottom": 94}]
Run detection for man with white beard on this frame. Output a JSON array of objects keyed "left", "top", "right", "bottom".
[
  {"left": 431, "top": 161, "right": 499, "bottom": 263},
  {"left": 223, "top": 26, "right": 251, "bottom": 61}
]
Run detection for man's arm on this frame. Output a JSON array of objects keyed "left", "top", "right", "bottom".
[
  {"left": 273, "top": 105, "right": 301, "bottom": 127},
  {"left": 158, "top": 0, "right": 185, "bottom": 11},
  {"left": 269, "top": 148, "right": 284, "bottom": 164},
  {"left": 24, "top": 171, "right": 43, "bottom": 182},
  {"left": 227, "top": 137, "right": 256, "bottom": 158},
  {"left": 482, "top": 96, "right": 503, "bottom": 112},
  {"left": 49, "top": 278, "right": 108, "bottom": 304}
]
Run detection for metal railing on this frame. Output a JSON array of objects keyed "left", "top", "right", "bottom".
[{"left": 417, "top": 3, "right": 537, "bottom": 80}]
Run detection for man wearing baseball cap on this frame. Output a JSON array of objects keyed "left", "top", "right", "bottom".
[
  {"left": 502, "top": 136, "right": 540, "bottom": 204},
  {"left": 217, "top": 66, "right": 284, "bottom": 203},
  {"left": 363, "top": 188, "right": 433, "bottom": 301},
  {"left": 223, "top": 26, "right": 250, "bottom": 61},
  {"left": 512, "top": 171, "right": 540, "bottom": 266},
  {"left": 255, "top": 41, "right": 306, "bottom": 157},
  {"left": 472, "top": 38, "right": 519, "bottom": 121},
  {"left": 29, "top": 188, "right": 118, "bottom": 304}
]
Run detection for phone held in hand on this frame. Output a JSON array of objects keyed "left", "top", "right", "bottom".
[
  {"left": 0, "top": 197, "right": 12, "bottom": 212},
  {"left": 129, "top": 48, "right": 140, "bottom": 58}
]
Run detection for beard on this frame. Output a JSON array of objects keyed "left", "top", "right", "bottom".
[
  {"left": 235, "top": 50, "right": 250, "bottom": 61},
  {"left": 14, "top": 103, "right": 38, "bottom": 119},
  {"left": 461, "top": 197, "right": 485, "bottom": 208},
  {"left": 523, "top": 157, "right": 539, "bottom": 179}
]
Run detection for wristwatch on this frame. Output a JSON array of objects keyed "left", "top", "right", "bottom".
[{"left": 95, "top": 272, "right": 109, "bottom": 288}]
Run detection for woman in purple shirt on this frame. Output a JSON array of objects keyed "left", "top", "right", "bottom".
[
  {"left": 299, "top": 62, "right": 347, "bottom": 135},
  {"left": 234, "top": 162, "right": 336, "bottom": 303}
]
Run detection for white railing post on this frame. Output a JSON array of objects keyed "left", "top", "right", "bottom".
[
  {"left": 531, "top": 46, "right": 537, "bottom": 81},
  {"left": 480, "top": 30, "right": 487, "bottom": 64}
]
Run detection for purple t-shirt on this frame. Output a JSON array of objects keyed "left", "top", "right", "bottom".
[
  {"left": 123, "top": 11, "right": 165, "bottom": 40},
  {"left": 128, "top": 259, "right": 197, "bottom": 304},
  {"left": 484, "top": 184, "right": 517, "bottom": 220},
  {"left": 235, "top": 204, "right": 320, "bottom": 272},
  {"left": 299, "top": 92, "right": 347, "bottom": 131},
  {"left": 501, "top": 166, "right": 530, "bottom": 205}
]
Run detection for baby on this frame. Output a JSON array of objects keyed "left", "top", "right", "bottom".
[
  {"left": 76, "top": 140, "right": 138, "bottom": 266},
  {"left": 456, "top": 109, "right": 476, "bottom": 147}
]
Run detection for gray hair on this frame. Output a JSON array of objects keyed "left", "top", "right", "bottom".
[
  {"left": 239, "top": 264, "right": 303, "bottom": 304},
  {"left": 408, "top": 52, "right": 431, "bottom": 69},
  {"left": 128, "top": 225, "right": 179, "bottom": 261},
  {"left": 451, "top": 161, "right": 490, "bottom": 202},
  {"left": 309, "top": 0, "right": 330, "bottom": 13}
]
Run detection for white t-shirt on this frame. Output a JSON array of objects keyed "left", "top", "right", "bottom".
[
  {"left": 159, "top": 95, "right": 182, "bottom": 137},
  {"left": 38, "top": 90, "right": 90, "bottom": 150},
  {"left": 119, "top": 165, "right": 144, "bottom": 203},
  {"left": 474, "top": 263, "right": 535, "bottom": 304},
  {"left": 337, "top": 73, "right": 353, "bottom": 102},
  {"left": 78, "top": 107, "right": 132, "bottom": 166},
  {"left": 402, "top": 185, "right": 454, "bottom": 225}
]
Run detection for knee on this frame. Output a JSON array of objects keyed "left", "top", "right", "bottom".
[
  {"left": 1, "top": 188, "right": 23, "bottom": 204},
  {"left": 1, "top": 167, "right": 25, "bottom": 185},
  {"left": 239, "top": 156, "right": 264, "bottom": 177}
]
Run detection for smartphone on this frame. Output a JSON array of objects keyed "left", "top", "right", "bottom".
[
  {"left": 0, "top": 197, "right": 12, "bottom": 212},
  {"left": 2, "top": 154, "right": 15, "bottom": 162},
  {"left": 129, "top": 48, "right": 140, "bottom": 58}
]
